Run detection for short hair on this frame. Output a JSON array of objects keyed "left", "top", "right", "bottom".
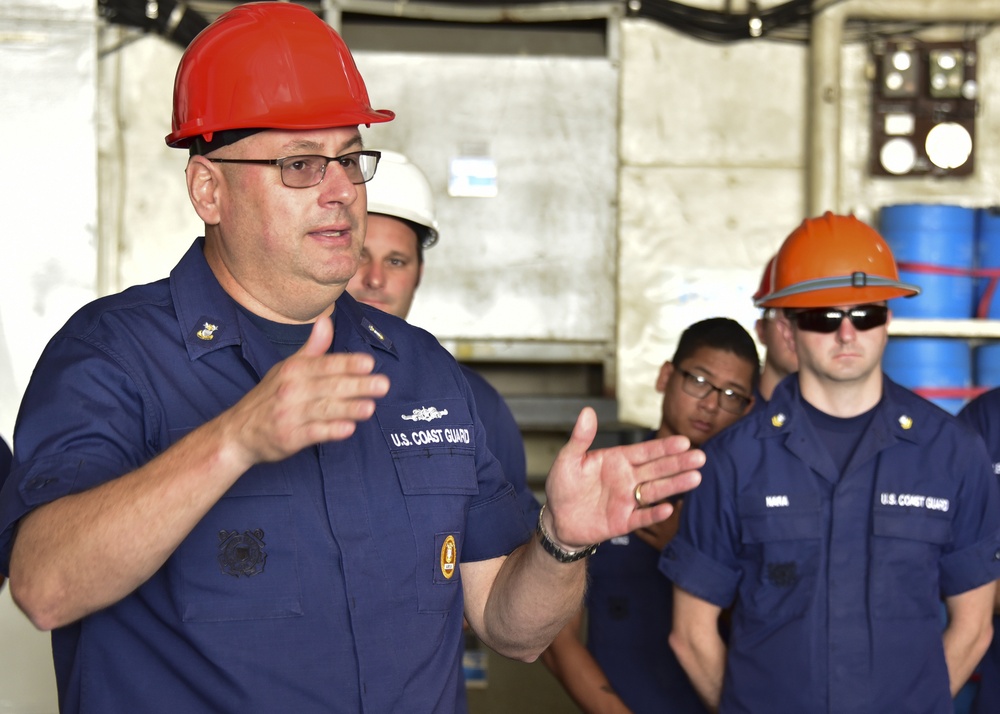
[{"left": 671, "top": 317, "right": 761, "bottom": 394}]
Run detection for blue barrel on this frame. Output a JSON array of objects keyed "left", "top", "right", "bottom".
[
  {"left": 879, "top": 204, "right": 977, "bottom": 318},
  {"left": 975, "top": 343, "right": 1000, "bottom": 389},
  {"left": 883, "top": 337, "right": 971, "bottom": 414},
  {"left": 976, "top": 207, "right": 1000, "bottom": 317}
]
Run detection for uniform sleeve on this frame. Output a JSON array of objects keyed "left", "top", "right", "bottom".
[
  {"left": 459, "top": 365, "right": 540, "bottom": 530},
  {"left": 659, "top": 441, "right": 743, "bottom": 608},
  {"left": 0, "top": 334, "right": 153, "bottom": 573},
  {"left": 454, "top": 363, "right": 533, "bottom": 562},
  {"left": 939, "top": 428, "right": 1000, "bottom": 596}
]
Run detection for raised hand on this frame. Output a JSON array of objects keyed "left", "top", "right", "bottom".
[{"left": 542, "top": 407, "right": 704, "bottom": 550}]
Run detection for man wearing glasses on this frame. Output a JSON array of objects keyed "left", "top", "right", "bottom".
[
  {"left": 663, "top": 212, "right": 1000, "bottom": 714},
  {"left": 544, "top": 318, "right": 758, "bottom": 714},
  {"left": 0, "top": 5, "right": 705, "bottom": 713}
]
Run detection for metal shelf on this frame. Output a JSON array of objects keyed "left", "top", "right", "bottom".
[{"left": 888, "top": 319, "right": 1000, "bottom": 339}]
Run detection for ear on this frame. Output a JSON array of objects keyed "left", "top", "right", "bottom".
[
  {"left": 754, "top": 318, "right": 767, "bottom": 344},
  {"left": 655, "top": 361, "right": 674, "bottom": 393},
  {"left": 775, "top": 311, "right": 797, "bottom": 356},
  {"left": 186, "top": 155, "right": 223, "bottom": 226}
]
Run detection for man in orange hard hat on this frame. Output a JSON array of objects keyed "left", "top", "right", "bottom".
[
  {"left": 663, "top": 212, "right": 1000, "bottom": 714},
  {"left": 0, "top": 4, "right": 704, "bottom": 713}
]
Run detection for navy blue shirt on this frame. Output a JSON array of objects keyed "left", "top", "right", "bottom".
[
  {"left": 958, "top": 387, "right": 1000, "bottom": 714},
  {"left": 0, "top": 238, "right": 531, "bottom": 714},
  {"left": 587, "top": 531, "right": 707, "bottom": 714},
  {"left": 459, "top": 365, "right": 540, "bottom": 531},
  {"left": 661, "top": 376, "right": 1000, "bottom": 714}
]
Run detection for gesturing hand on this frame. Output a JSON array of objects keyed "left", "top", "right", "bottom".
[
  {"left": 226, "top": 316, "right": 390, "bottom": 466},
  {"left": 542, "top": 407, "right": 704, "bottom": 550}
]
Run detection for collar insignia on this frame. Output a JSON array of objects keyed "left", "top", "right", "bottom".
[
  {"left": 898, "top": 415, "right": 913, "bottom": 430},
  {"left": 771, "top": 412, "right": 787, "bottom": 428},
  {"left": 196, "top": 322, "right": 219, "bottom": 341}
]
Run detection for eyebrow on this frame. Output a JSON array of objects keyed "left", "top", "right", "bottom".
[{"left": 280, "top": 134, "right": 364, "bottom": 156}]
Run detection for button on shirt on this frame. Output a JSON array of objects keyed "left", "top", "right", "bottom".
[
  {"left": 0, "top": 238, "right": 530, "bottom": 714},
  {"left": 660, "top": 377, "right": 1000, "bottom": 714}
]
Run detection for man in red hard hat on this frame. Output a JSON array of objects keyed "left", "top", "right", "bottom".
[
  {"left": 0, "top": 4, "right": 703, "bottom": 713},
  {"left": 663, "top": 212, "right": 1000, "bottom": 714},
  {"left": 752, "top": 254, "right": 798, "bottom": 403}
]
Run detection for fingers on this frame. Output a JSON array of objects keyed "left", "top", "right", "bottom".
[
  {"left": 634, "top": 469, "right": 702, "bottom": 509},
  {"left": 234, "top": 340, "right": 391, "bottom": 463}
]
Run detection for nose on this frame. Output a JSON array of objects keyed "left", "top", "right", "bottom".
[
  {"left": 318, "top": 161, "right": 359, "bottom": 204},
  {"left": 698, "top": 389, "right": 722, "bottom": 413},
  {"left": 362, "top": 260, "right": 384, "bottom": 289},
  {"left": 836, "top": 314, "right": 857, "bottom": 342}
]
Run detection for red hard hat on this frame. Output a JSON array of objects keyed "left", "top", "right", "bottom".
[
  {"left": 752, "top": 254, "right": 777, "bottom": 303},
  {"left": 755, "top": 212, "right": 920, "bottom": 309},
  {"left": 165, "top": 2, "right": 394, "bottom": 148}
]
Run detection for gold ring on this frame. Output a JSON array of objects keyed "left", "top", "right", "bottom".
[{"left": 634, "top": 483, "right": 645, "bottom": 508}]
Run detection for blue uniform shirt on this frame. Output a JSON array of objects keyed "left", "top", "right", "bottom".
[
  {"left": 459, "top": 365, "right": 540, "bottom": 531},
  {"left": 587, "top": 532, "right": 707, "bottom": 714},
  {"left": 0, "top": 239, "right": 531, "bottom": 714},
  {"left": 958, "top": 387, "right": 1000, "bottom": 714},
  {"left": 661, "top": 376, "right": 1000, "bottom": 714}
]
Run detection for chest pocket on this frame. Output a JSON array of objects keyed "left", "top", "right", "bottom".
[
  {"left": 165, "top": 441, "right": 303, "bottom": 623},
  {"left": 377, "top": 398, "right": 478, "bottom": 613},
  {"left": 739, "top": 509, "right": 823, "bottom": 621},
  {"left": 872, "top": 509, "right": 951, "bottom": 619}
]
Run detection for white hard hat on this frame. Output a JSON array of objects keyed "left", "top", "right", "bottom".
[{"left": 366, "top": 150, "right": 440, "bottom": 248}]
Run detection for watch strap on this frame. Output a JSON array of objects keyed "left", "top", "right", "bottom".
[{"left": 535, "top": 504, "right": 598, "bottom": 563}]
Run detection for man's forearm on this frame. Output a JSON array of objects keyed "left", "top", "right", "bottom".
[
  {"left": 540, "top": 611, "right": 633, "bottom": 714},
  {"left": 9, "top": 413, "right": 253, "bottom": 630},
  {"left": 463, "top": 533, "right": 588, "bottom": 662},
  {"left": 943, "top": 583, "right": 996, "bottom": 696}
]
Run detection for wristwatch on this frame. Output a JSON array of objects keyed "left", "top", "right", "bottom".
[{"left": 535, "top": 504, "right": 598, "bottom": 563}]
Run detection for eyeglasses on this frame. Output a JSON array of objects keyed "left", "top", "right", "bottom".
[
  {"left": 679, "top": 369, "right": 751, "bottom": 415},
  {"left": 208, "top": 150, "right": 381, "bottom": 189},
  {"left": 789, "top": 304, "right": 889, "bottom": 333}
]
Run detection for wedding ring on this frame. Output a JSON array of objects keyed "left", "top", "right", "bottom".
[{"left": 634, "top": 483, "right": 645, "bottom": 508}]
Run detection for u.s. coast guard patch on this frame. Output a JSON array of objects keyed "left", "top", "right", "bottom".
[{"left": 218, "top": 528, "right": 267, "bottom": 577}]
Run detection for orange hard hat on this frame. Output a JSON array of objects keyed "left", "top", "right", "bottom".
[
  {"left": 755, "top": 212, "right": 920, "bottom": 308},
  {"left": 165, "top": 2, "right": 394, "bottom": 149},
  {"left": 752, "top": 254, "right": 777, "bottom": 303}
]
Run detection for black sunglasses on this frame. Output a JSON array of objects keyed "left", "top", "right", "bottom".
[{"left": 790, "top": 304, "right": 889, "bottom": 333}]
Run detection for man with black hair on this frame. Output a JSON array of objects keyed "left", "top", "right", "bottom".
[{"left": 543, "top": 317, "right": 758, "bottom": 714}]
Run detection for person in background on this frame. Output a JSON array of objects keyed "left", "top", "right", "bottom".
[
  {"left": 752, "top": 254, "right": 798, "bottom": 403},
  {"left": 0, "top": 5, "right": 705, "bottom": 713},
  {"left": 347, "top": 150, "right": 539, "bottom": 529},
  {"left": 664, "top": 212, "right": 1000, "bottom": 714},
  {"left": 958, "top": 388, "right": 1000, "bottom": 714},
  {"left": 0, "top": 437, "right": 9, "bottom": 591},
  {"left": 542, "top": 318, "right": 759, "bottom": 714}
]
